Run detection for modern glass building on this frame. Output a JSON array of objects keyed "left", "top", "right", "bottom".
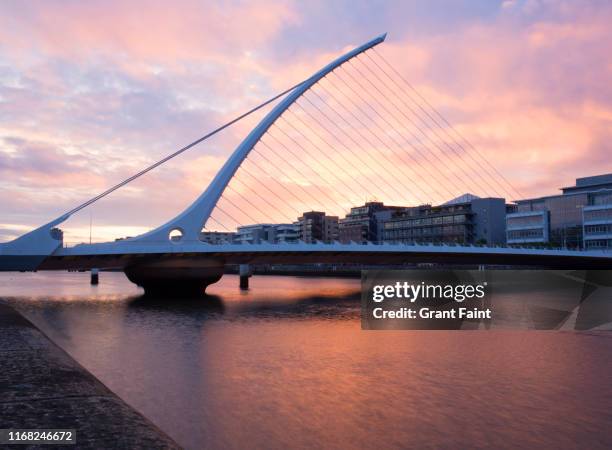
[
  {"left": 338, "top": 202, "right": 403, "bottom": 244},
  {"left": 382, "top": 195, "right": 507, "bottom": 245},
  {"left": 231, "top": 223, "right": 299, "bottom": 244},
  {"left": 506, "top": 211, "right": 550, "bottom": 244},
  {"left": 506, "top": 173, "right": 612, "bottom": 249},
  {"left": 582, "top": 190, "right": 612, "bottom": 249},
  {"left": 199, "top": 231, "right": 236, "bottom": 244}
]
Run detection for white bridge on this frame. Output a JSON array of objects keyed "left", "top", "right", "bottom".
[{"left": 1, "top": 33, "right": 611, "bottom": 294}]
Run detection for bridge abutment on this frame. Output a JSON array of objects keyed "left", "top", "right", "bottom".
[{"left": 124, "top": 257, "right": 224, "bottom": 297}]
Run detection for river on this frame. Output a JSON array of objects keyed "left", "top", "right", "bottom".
[{"left": 1, "top": 271, "right": 611, "bottom": 449}]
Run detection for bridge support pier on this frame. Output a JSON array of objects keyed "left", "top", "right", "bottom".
[
  {"left": 239, "top": 264, "right": 251, "bottom": 290},
  {"left": 124, "top": 257, "right": 225, "bottom": 297}
]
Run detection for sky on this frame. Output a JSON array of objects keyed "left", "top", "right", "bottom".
[{"left": 1, "top": 0, "right": 612, "bottom": 244}]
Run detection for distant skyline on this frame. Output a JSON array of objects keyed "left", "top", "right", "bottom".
[{"left": 2, "top": 0, "right": 612, "bottom": 243}]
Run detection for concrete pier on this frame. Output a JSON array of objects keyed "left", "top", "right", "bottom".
[
  {"left": 124, "top": 257, "right": 224, "bottom": 297},
  {"left": 239, "top": 264, "right": 251, "bottom": 290},
  {"left": 0, "top": 301, "right": 180, "bottom": 449}
]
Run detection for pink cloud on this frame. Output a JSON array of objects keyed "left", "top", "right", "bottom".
[
  {"left": 1, "top": 1, "right": 298, "bottom": 63},
  {"left": 2, "top": 0, "right": 612, "bottom": 241},
  {"left": 373, "top": 6, "right": 612, "bottom": 200}
]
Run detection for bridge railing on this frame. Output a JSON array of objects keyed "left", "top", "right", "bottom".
[{"left": 59, "top": 237, "right": 610, "bottom": 253}]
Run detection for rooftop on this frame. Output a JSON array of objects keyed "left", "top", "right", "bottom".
[
  {"left": 515, "top": 173, "right": 612, "bottom": 203},
  {"left": 562, "top": 173, "right": 612, "bottom": 194}
]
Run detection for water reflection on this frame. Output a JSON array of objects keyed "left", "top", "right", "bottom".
[
  {"left": 128, "top": 294, "right": 226, "bottom": 315},
  {"left": 126, "top": 288, "right": 361, "bottom": 322},
  {"left": 1, "top": 272, "right": 611, "bottom": 450}
]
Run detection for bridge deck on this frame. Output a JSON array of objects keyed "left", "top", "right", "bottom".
[{"left": 28, "top": 241, "right": 612, "bottom": 271}]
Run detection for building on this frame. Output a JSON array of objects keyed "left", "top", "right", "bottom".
[
  {"left": 374, "top": 209, "right": 399, "bottom": 244},
  {"left": 234, "top": 224, "right": 274, "bottom": 244},
  {"left": 338, "top": 202, "right": 404, "bottom": 244},
  {"left": 469, "top": 196, "right": 508, "bottom": 245},
  {"left": 582, "top": 190, "right": 612, "bottom": 250},
  {"left": 231, "top": 223, "right": 299, "bottom": 244},
  {"left": 506, "top": 173, "right": 612, "bottom": 249},
  {"left": 199, "top": 231, "right": 236, "bottom": 244},
  {"left": 382, "top": 195, "right": 507, "bottom": 245},
  {"left": 272, "top": 224, "right": 300, "bottom": 243},
  {"left": 295, "top": 211, "right": 339, "bottom": 243},
  {"left": 506, "top": 211, "right": 549, "bottom": 245}
]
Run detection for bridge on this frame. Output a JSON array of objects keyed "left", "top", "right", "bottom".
[{"left": 1, "top": 33, "right": 611, "bottom": 295}]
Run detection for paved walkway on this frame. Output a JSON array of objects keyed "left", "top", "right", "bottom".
[{"left": 0, "top": 301, "right": 181, "bottom": 449}]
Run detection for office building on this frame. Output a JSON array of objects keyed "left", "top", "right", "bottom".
[
  {"left": 234, "top": 224, "right": 273, "bottom": 244},
  {"left": 505, "top": 211, "right": 549, "bottom": 244},
  {"left": 338, "top": 202, "right": 403, "bottom": 243},
  {"left": 506, "top": 173, "right": 612, "bottom": 248},
  {"left": 199, "top": 231, "right": 236, "bottom": 244},
  {"left": 234, "top": 223, "right": 299, "bottom": 244},
  {"left": 273, "top": 224, "right": 300, "bottom": 243},
  {"left": 582, "top": 190, "right": 612, "bottom": 249},
  {"left": 382, "top": 195, "right": 506, "bottom": 245},
  {"left": 295, "top": 211, "right": 339, "bottom": 243}
]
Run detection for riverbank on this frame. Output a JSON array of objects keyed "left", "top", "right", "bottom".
[{"left": 0, "top": 301, "right": 180, "bottom": 449}]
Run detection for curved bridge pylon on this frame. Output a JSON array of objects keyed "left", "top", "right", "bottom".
[
  {"left": 0, "top": 33, "right": 387, "bottom": 271},
  {"left": 134, "top": 33, "right": 387, "bottom": 244}
]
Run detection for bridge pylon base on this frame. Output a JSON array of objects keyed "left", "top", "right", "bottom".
[{"left": 124, "top": 257, "right": 224, "bottom": 297}]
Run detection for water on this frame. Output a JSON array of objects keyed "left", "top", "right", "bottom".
[{"left": 1, "top": 272, "right": 611, "bottom": 449}]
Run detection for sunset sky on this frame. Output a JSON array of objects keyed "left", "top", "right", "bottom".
[{"left": 2, "top": 0, "right": 612, "bottom": 244}]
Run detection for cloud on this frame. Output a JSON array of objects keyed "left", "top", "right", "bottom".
[
  {"left": 0, "top": 1, "right": 298, "bottom": 63},
  {"left": 374, "top": 1, "right": 612, "bottom": 199},
  {"left": 1, "top": 0, "right": 612, "bottom": 242}
]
